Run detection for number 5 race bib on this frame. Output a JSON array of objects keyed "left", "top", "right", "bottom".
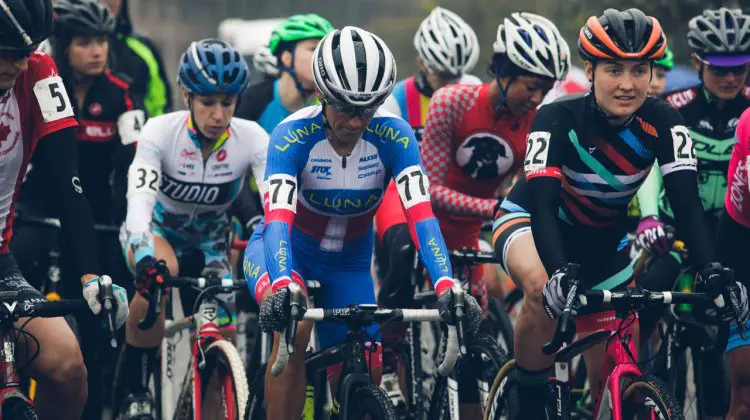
[{"left": 33, "top": 76, "right": 75, "bottom": 122}]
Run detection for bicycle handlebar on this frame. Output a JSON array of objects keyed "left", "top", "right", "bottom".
[
  {"left": 137, "top": 273, "right": 245, "bottom": 330},
  {"left": 271, "top": 283, "right": 463, "bottom": 377},
  {"left": 543, "top": 280, "right": 711, "bottom": 355},
  {"left": 449, "top": 249, "right": 500, "bottom": 266}
]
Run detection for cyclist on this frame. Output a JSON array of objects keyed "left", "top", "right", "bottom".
[
  {"left": 634, "top": 9, "right": 750, "bottom": 416},
  {"left": 236, "top": 14, "right": 334, "bottom": 133},
  {"left": 99, "top": 0, "right": 172, "bottom": 117},
  {"left": 118, "top": 39, "right": 268, "bottom": 418},
  {"left": 720, "top": 107, "right": 750, "bottom": 420},
  {"left": 0, "top": 1, "right": 129, "bottom": 419},
  {"left": 375, "top": 11, "right": 569, "bottom": 415},
  {"left": 10, "top": 0, "right": 143, "bottom": 417},
  {"left": 252, "top": 45, "right": 279, "bottom": 80},
  {"left": 243, "top": 26, "right": 482, "bottom": 420},
  {"left": 649, "top": 45, "right": 674, "bottom": 96},
  {"left": 492, "top": 8, "right": 748, "bottom": 418},
  {"left": 379, "top": 6, "right": 482, "bottom": 135}
]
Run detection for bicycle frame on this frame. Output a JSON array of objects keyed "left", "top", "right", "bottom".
[
  {"left": 0, "top": 331, "right": 29, "bottom": 409},
  {"left": 549, "top": 313, "right": 642, "bottom": 420},
  {"left": 160, "top": 293, "right": 225, "bottom": 420}
]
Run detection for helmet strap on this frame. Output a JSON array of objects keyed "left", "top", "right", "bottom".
[
  {"left": 494, "top": 74, "right": 514, "bottom": 113},
  {"left": 186, "top": 94, "right": 212, "bottom": 144},
  {"left": 279, "top": 47, "right": 315, "bottom": 101}
]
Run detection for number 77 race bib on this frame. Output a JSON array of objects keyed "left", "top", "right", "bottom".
[{"left": 33, "top": 76, "right": 75, "bottom": 122}]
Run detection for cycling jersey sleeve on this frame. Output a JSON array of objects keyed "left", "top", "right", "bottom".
[
  {"left": 386, "top": 116, "right": 455, "bottom": 295},
  {"left": 123, "top": 117, "right": 165, "bottom": 262},
  {"left": 421, "top": 86, "right": 497, "bottom": 218},
  {"left": 726, "top": 108, "right": 750, "bottom": 228},
  {"left": 262, "top": 119, "right": 303, "bottom": 293},
  {"left": 523, "top": 106, "right": 569, "bottom": 275},
  {"left": 635, "top": 164, "right": 662, "bottom": 218},
  {"left": 34, "top": 127, "right": 100, "bottom": 276},
  {"left": 654, "top": 102, "right": 714, "bottom": 267}
]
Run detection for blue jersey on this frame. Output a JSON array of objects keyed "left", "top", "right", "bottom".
[{"left": 257, "top": 105, "right": 455, "bottom": 296}]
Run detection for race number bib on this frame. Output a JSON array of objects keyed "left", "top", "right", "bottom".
[
  {"left": 265, "top": 174, "right": 298, "bottom": 212},
  {"left": 671, "top": 125, "right": 697, "bottom": 167},
  {"left": 127, "top": 163, "right": 161, "bottom": 196},
  {"left": 524, "top": 131, "right": 551, "bottom": 172},
  {"left": 395, "top": 165, "right": 430, "bottom": 209},
  {"left": 118, "top": 110, "right": 146, "bottom": 145},
  {"left": 33, "top": 76, "right": 74, "bottom": 122}
]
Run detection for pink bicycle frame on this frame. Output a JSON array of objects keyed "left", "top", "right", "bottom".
[{"left": 587, "top": 313, "right": 642, "bottom": 420}]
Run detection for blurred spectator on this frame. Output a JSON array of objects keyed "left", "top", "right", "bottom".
[{"left": 100, "top": 0, "right": 172, "bottom": 116}]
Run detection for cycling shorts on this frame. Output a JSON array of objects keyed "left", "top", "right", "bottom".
[
  {"left": 492, "top": 199, "right": 635, "bottom": 291},
  {"left": 243, "top": 219, "right": 379, "bottom": 350},
  {"left": 727, "top": 322, "right": 750, "bottom": 353}
]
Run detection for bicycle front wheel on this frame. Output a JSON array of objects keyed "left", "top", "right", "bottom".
[
  {"left": 620, "top": 376, "right": 684, "bottom": 420},
  {"left": 197, "top": 340, "right": 249, "bottom": 420},
  {"left": 346, "top": 384, "right": 396, "bottom": 420}
]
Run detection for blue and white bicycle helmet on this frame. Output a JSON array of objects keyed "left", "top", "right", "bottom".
[{"left": 177, "top": 39, "right": 250, "bottom": 95}]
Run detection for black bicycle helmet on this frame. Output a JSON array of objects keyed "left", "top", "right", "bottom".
[
  {"left": 54, "top": 0, "right": 116, "bottom": 37},
  {"left": 0, "top": 0, "right": 53, "bottom": 50}
]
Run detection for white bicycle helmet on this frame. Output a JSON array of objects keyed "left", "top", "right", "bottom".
[
  {"left": 413, "top": 7, "right": 480, "bottom": 76},
  {"left": 493, "top": 12, "right": 571, "bottom": 81},
  {"left": 312, "top": 26, "right": 396, "bottom": 107},
  {"left": 688, "top": 8, "right": 750, "bottom": 66},
  {"left": 253, "top": 45, "right": 279, "bottom": 77}
]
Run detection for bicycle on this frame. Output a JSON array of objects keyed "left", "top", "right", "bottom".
[
  {"left": 389, "top": 249, "right": 507, "bottom": 420},
  {"left": 137, "top": 274, "right": 249, "bottom": 420},
  {"left": 483, "top": 267, "right": 718, "bottom": 420},
  {"left": 634, "top": 237, "right": 727, "bottom": 419},
  {"left": 11, "top": 215, "right": 122, "bottom": 406},
  {"left": 248, "top": 282, "right": 466, "bottom": 420},
  {"left": 0, "top": 282, "right": 120, "bottom": 419}
]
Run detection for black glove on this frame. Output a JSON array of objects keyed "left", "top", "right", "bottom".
[
  {"left": 700, "top": 263, "right": 749, "bottom": 324},
  {"left": 438, "top": 286, "right": 483, "bottom": 337},
  {"left": 135, "top": 256, "right": 169, "bottom": 298},
  {"left": 259, "top": 287, "right": 308, "bottom": 333}
]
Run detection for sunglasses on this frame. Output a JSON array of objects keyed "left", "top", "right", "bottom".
[
  {"left": 0, "top": 46, "right": 37, "bottom": 62},
  {"left": 325, "top": 99, "right": 380, "bottom": 118},
  {"left": 701, "top": 60, "right": 750, "bottom": 77}
]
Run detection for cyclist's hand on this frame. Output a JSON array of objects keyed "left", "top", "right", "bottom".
[
  {"left": 635, "top": 216, "right": 669, "bottom": 255},
  {"left": 437, "top": 286, "right": 483, "bottom": 336},
  {"left": 135, "top": 256, "right": 169, "bottom": 297},
  {"left": 542, "top": 265, "right": 574, "bottom": 318},
  {"left": 82, "top": 276, "right": 129, "bottom": 328},
  {"left": 259, "top": 286, "right": 308, "bottom": 333},
  {"left": 700, "top": 263, "right": 749, "bottom": 324}
]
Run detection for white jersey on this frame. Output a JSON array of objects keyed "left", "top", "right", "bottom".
[{"left": 124, "top": 111, "right": 268, "bottom": 243}]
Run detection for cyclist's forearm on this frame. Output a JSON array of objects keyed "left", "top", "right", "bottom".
[
  {"left": 430, "top": 185, "right": 497, "bottom": 218},
  {"left": 37, "top": 128, "right": 100, "bottom": 276},
  {"left": 663, "top": 170, "right": 714, "bottom": 267},
  {"left": 636, "top": 164, "right": 662, "bottom": 218}
]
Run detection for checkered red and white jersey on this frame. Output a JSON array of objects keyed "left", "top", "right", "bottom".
[{"left": 421, "top": 83, "right": 533, "bottom": 246}]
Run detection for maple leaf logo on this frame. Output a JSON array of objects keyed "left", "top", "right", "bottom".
[{"left": 0, "top": 123, "right": 11, "bottom": 144}]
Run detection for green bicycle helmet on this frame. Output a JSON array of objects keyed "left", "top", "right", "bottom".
[
  {"left": 655, "top": 45, "right": 674, "bottom": 70},
  {"left": 268, "top": 14, "right": 334, "bottom": 55}
]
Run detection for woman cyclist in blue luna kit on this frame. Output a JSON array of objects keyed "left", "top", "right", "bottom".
[{"left": 117, "top": 39, "right": 269, "bottom": 419}]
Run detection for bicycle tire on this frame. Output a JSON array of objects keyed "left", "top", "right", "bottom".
[
  {"left": 620, "top": 375, "right": 684, "bottom": 419},
  {"left": 246, "top": 364, "right": 266, "bottom": 420},
  {"left": 346, "top": 384, "right": 396, "bottom": 420},
  {"left": 483, "top": 359, "right": 516, "bottom": 420},
  {"left": 430, "top": 333, "right": 508, "bottom": 420},
  {"left": 197, "top": 340, "right": 249, "bottom": 420},
  {"left": 3, "top": 397, "right": 37, "bottom": 420},
  {"left": 487, "top": 297, "right": 514, "bottom": 357}
]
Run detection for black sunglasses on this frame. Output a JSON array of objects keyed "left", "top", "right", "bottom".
[
  {"left": 325, "top": 99, "right": 380, "bottom": 118},
  {"left": 704, "top": 62, "right": 749, "bottom": 77},
  {"left": 0, "top": 45, "right": 38, "bottom": 62}
]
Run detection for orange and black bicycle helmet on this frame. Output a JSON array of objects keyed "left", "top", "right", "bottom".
[{"left": 578, "top": 8, "right": 667, "bottom": 62}]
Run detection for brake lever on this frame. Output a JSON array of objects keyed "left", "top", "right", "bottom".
[
  {"left": 450, "top": 284, "right": 467, "bottom": 356},
  {"left": 543, "top": 264, "right": 581, "bottom": 355},
  {"left": 97, "top": 275, "right": 118, "bottom": 348}
]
